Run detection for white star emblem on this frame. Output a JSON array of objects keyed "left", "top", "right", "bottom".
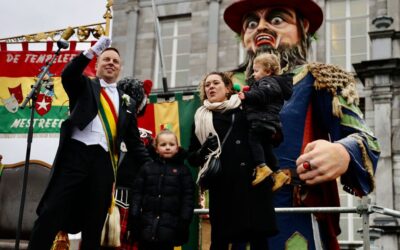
[{"left": 37, "top": 98, "right": 49, "bottom": 110}]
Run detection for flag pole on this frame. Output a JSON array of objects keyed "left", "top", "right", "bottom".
[
  {"left": 151, "top": 0, "right": 169, "bottom": 94},
  {"left": 104, "top": 0, "right": 113, "bottom": 36}
]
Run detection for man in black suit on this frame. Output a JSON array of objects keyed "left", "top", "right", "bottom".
[{"left": 28, "top": 37, "right": 150, "bottom": 250}]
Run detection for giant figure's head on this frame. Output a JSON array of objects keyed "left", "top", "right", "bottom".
[{"left": 224, "top": 0, "right": 323, "bottom": 73}]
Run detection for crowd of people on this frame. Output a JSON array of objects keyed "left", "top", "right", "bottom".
[{"left": 26, "top": 0, "right": 381, "bottom": 249}]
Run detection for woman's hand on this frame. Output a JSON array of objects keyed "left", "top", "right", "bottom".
[
  {"left": 199, "top": 133, "right": 219, "bottom": 157},
  {"left": 296, "top": 139, "right": 350, "bottom": 185}
]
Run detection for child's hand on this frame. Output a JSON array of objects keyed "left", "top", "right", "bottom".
[{"left": 238, "top": 92, "right": 245, "bottom": 100}]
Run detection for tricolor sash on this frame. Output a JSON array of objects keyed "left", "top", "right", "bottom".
[
  {"left": 98, "top": 88, "right": 118, "bottom": 179},
  {"left": 99, "top": 88, "right": 122, "bottom": 247}
]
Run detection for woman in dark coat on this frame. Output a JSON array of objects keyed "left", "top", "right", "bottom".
[{"left": 188, "top": 72, "right": 278, "bottom": 250}]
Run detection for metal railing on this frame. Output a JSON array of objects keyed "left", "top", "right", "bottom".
[{"left": 194, "top": 197, "right": 400, "bottom": 250}]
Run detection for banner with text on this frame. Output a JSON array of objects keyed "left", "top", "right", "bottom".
[{"left": 0, "top": 42, "right": 96, "bottom": 134}]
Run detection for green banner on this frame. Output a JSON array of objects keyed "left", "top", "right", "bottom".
[{"left": 0, "top": 106, "right": 68, "bottom": 134}]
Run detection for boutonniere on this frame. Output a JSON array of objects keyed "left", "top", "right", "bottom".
[
  {"left": 120, "top": 141, "right": 127, "bottom": 153},
  {"left": 122, "top": 94, "right": 131, "bottom": 107}
]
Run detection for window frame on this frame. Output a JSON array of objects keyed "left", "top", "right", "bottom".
[
  {"left": 325, "top": 0, "right": 370, "bottom": 71},
  {"left": 153, "top": 15, "right": 191, "bottom": 89}
]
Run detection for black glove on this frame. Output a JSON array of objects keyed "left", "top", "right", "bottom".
[
  {"left": 175, "top": 220, "right": 190, "bottom": 245},
  {"left": 127, "top": 216, "right": 140, "bottom": 243},
  {"left": 199, "top": 133, "right": 218, "bottom": 158},
  {"left": 188, "top": 133, "right": 218, "bottom": 167}
]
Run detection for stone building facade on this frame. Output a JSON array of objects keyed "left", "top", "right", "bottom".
[{"left": 111, "top": 0, "right": 400, "bottom": 249}]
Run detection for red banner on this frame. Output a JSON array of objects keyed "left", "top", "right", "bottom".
[
  {"left": 0, "top": 42, "right": 96, "bottom": 77},
  {"left": 0, "top": 41, "right": 96, "bottom": 134}
]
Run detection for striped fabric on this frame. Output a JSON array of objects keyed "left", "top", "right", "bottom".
[
  {"left": 98, "top": 88, "right": 118, "bottom": 178},
  {"left": 117, "top": 206, "right": 137, "bottom": 250},
  {"left": 138, "top": 93, "right": 200, "bottom": 149}
]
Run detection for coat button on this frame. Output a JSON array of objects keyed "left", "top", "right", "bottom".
[
  {"left": 235, "top": 140, "right": 241, "bottom": 144},
  {"left": 157, "top": 216, "right": 160, "bottom": 219},
  {"left": 240, "top": 162, "right": 246, "bottom": 167},
  {"left": 158, "top": 194, "right": 161, "bottom": 198}
]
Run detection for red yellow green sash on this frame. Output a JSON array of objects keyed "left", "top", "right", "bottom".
[
  {"left": 99, "top": 88, "right": 122, "bottom": 247},
  {"left": 98, "top": 88, "right": 118, "bottom": 179}
]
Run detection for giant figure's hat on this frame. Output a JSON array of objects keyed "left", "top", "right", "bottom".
[{"left": 224, "top": 0, "right": 323, "bottom": 35}]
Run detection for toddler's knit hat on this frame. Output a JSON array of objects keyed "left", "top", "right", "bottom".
[{"left": 117, "top": 77, "right": 152, "bottom": 115}]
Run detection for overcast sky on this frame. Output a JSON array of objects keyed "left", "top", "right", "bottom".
[{"left": 0, "top": 0, "right": 107, "bottom": 39}]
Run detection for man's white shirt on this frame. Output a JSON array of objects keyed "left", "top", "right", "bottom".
[{"left": 71, "top": 73, "right": 120, "bottom": 152}]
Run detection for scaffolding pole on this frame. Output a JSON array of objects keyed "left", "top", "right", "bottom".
[{"left": 194, "top": 199, "right": 400, "bottom": 250}]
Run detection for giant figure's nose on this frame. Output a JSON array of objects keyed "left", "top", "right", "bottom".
[{"left": 256, "top": 18, "right": 271, "bottom": 31}]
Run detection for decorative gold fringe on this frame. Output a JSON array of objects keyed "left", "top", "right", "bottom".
[
  {"left": 352, "top": 134, "right": 375, "bottom": 192},
  {"left": 50, "top": 231, "right": 70, "bottom": 250},
  {"left": 101, "top": 196, "right": 121, "bottom": 247},
  {"left": 332, "top": 95, "right": 343, "bottom": 118},
  {"left": 308, "top": 62, "right": 360, "bottom": 118},
  {"left": 293, "top": 65, "right": 309, "bottom": 86}
]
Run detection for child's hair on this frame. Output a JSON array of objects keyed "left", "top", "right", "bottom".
[
  {"left": 253, "top": 53, "right": 281, "bottom": 75},
  {"left": 154, "top": 129, "right": 179, "bottom": 147},
  {"left": 198, "top": 71, "right": 235, "bottom": 101}
]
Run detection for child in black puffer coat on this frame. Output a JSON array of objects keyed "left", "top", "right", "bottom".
[
  {"left": 129, "top": 129, "right": 195, "bottom": 250},
  {"left": 238, "top": 53, "right": 293, "bottom": 191}
]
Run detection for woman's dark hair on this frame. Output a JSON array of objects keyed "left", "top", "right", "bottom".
[{"left": 198, "top": 71, "right": 234, "bottom": 101}]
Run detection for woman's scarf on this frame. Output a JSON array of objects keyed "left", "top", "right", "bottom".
[{"left": 194, "top": 94, "right": 241, "bottom": 183}]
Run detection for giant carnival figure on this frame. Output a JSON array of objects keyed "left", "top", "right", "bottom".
[{"left": 223, "top": 0, "right": 380, "bottom": 249}]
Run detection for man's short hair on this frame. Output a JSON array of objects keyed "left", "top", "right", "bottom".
[{"left": 101, "top": 47, "right": 120, "bottom": 56}]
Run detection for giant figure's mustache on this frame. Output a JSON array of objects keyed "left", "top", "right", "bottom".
[
  {"left": 243, "top": 44, "right": 307, "bottom": 80},
  {"left": 260, "top": 44, "right": 306, "bottom": 70}
]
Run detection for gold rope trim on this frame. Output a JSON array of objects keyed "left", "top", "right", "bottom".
[
  {"left": 308, "top": 63, "right": 359, "bottom": 118},
  {"left": 350, "top": 134, "right": 375, "bottom": 193},
  {"left": 293, "top": 65, "right": 309, "bottom": 86}
]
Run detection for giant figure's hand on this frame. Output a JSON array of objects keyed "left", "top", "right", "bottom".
[{"left": 296, "top": 139, "right": 350, "bottom": 185}]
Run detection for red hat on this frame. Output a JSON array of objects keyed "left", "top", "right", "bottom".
[
  {"left": 223, "top": 0, "right": 323, "bottom": 35},
  {"left": 143, "top": 79, "right": 153, "bottom": 96}
]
